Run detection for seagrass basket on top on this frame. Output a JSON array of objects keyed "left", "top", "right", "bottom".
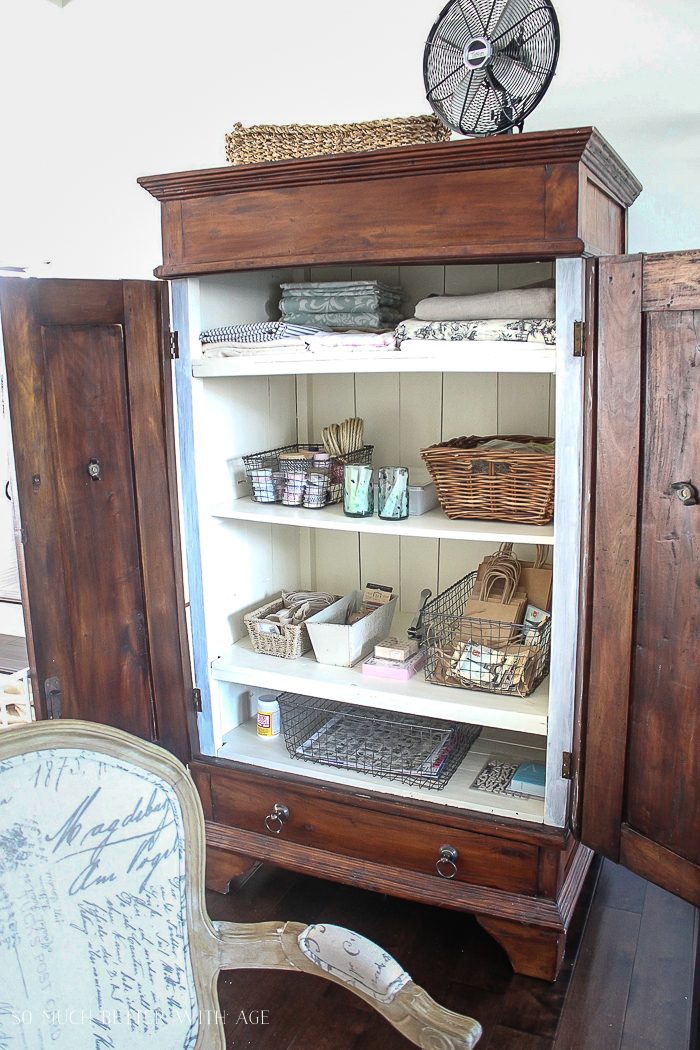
[
  {"left": 420, "top": 435, "right": 555, "bottom": 526},
  {"left": 225, "top": 115, "right": 451, "bottom": 166}
]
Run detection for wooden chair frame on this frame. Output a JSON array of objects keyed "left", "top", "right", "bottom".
[{"left": 0, "top": 720, "right": 481, "bottom": 1049}]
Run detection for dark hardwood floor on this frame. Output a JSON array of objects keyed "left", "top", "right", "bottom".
[{"left": 206, "top": 856, "right": 697, "bottom": 1050}]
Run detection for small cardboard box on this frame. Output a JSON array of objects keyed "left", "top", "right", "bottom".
[{"left": 306, "top": 591, "right": 397, "bottom": 667}]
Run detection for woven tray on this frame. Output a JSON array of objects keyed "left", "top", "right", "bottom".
[
  {"left": 244, "top": 595, "right": 341, "bottom": 660},
  {"left": 225, "top": 115, "right": 451, "bottom": 166},
  {"left": 420, "top": 435, "right": 555, "bottom": 526}
]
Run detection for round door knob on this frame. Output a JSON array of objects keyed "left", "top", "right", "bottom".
[
  {"left": 436, "top": 844, "right": 458, "bottom": 879},
  {"left": 264, "top": 802, "right": 290, "bottom": 834},
  {"left": 671, "top": 481, "right": 698, "bottom": 506}
]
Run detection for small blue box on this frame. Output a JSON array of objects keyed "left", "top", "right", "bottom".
[{"left": 510, "top": 762, "right": 545, "bottom": 798}]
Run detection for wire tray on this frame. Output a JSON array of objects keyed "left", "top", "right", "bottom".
[
  {"left": 277, "top": 692, "right": 481, "bottom": 791},
  {"left": 422, "top": 571, "right": 551, "bottom": 697},
  {"left": 243, "top": 442, "right": 373, "bottom": 507}
]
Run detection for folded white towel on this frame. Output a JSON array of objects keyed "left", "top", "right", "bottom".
[{"left": 414, "top": 287, "right": 555, "bottom": 321}]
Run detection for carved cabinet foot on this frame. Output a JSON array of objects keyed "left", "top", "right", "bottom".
[
  {"left": 476, "top": 915, "right": 566, "bottom": 980},
  {"left": 206, "top": 845, "right": 259, "bottom": 894}
]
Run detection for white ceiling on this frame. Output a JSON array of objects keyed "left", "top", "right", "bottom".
[{"left": 1, "top": 0, "right": 698, "bottom": 277}]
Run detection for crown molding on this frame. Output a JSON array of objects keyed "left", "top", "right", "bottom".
[{"left": 138, "top": 126, "right": 641, "bottom": 208}]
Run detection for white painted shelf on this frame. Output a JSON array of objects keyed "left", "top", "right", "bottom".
[
  {"left": 211, "top": 630, "right": 549, "bottom": 736},
  {"left": 218, "top": 721, "right": 546, "bottom": 822},
  {"left": 192, "top": 343, "right": 556, "bottom": 378},
  {"left": 211, "top": 497, "right": 555, "bottom": 546}
]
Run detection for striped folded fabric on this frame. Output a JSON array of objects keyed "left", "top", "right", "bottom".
[{"left": 200, "top": 321, "right": 325, "bottom": 345}]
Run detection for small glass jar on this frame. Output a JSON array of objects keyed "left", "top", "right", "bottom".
[
  {"left": 343, "top": 464, "right": 374, "bottom": 517},
  {"left": 377, "top": 467, "right": 409, "bottom": 520},
  {"left": 256, "top": 694, "right": 280, "bottom": 737}
]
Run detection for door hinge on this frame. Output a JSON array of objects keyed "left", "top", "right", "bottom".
[
  {"left": 561, "top": 751, "right": 573, "bottom": 780},
  {"left": 45, "top": 676, "right": 62, "bottom": 719},
  {"left": 170, "top": 331, "right": 180, "bottom": 360},
  {"left": 573, "top": 321, "right": 586, "bottom": 357},
  {"left": 19, "top": 527, "right": 27, "bottom": 544},
  {"left": 193, "top": 687, "right": 202, "bottom": 713}
]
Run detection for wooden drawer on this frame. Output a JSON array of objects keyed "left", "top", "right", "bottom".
[{"left": 208, "top": 767, "right": 539, "bottom": 896}]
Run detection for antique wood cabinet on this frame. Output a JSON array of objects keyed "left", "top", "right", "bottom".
[{"left": 2, "top": 127, "right": 699, "bottom": 981}]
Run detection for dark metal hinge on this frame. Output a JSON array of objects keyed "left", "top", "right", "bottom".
[
  {"left": 45, "top": 676, "right": 62, "bottom": 719},
  {"left": 193, "top": 687, "right": 202, "bottom": 713},
  {"left": 561, "top": 751, "right": 573, "bottom": 780},
  {"left": 20, "top": 527, "right": 27, "bottom": 544},
  {"left": 170, "top": 331, "right": 180, "bottom": 360},
  {"left": 573, "top": 321, "right": 586, "bottom": 358}
]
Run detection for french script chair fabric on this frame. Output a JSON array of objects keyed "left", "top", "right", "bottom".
[{"left": 0, "top": 720, "right": 482, "bottom": 1049}]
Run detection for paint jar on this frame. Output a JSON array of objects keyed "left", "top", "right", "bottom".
[{"left": 256, "top": 694, "right": 281, "bottom": 738}]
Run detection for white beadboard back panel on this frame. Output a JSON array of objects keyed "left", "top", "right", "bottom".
[
  {"left": 498, "top": 374, "right": 553, "bottom": 436},
  {"left": 199, "top": 268, "right": 305, "bottom": 330},
  {"left": 354, "top": 372, "right": 401, "bottom": 468},
  {"left": 359, "top": 533, "right": 401, "bottom": 598},
  {"left": 441, "top": 372, "right": 498, "bottom": 439}
]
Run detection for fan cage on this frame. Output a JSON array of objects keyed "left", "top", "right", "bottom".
[{"left": 424, "top": 0, "right": 560, "bottom": 136}]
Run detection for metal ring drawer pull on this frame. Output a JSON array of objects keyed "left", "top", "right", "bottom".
[
  {"left": 436, "top": 844, "right": 458, "bottom": 879},
  {"left": 264, "top": 803, "right": 290, "bottom": 834}
]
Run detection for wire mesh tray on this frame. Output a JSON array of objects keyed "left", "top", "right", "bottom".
[
  {"left": 277, "top": 692, "right": 481, "bottom": 791},
  {"left": 422, "top": 571, "right": 551, "bottom": 697},
  {"left": 243, "top": 442, "right": 373, "bottom": 507}
]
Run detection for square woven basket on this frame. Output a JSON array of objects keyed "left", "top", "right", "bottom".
[
  {"left": 225, "top": 115, "right": 451, "bottom": 166},
  {"left": 244, "top": 595, "right": 338, "bottom": 660},
  {"left": 420, "top": 434, "right": 555, "bottom": 526}
]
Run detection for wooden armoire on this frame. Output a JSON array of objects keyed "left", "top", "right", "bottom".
[{"left": 2, "top": 126, "right": 699, "bottom": 981}]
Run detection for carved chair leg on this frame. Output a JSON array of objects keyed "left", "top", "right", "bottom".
[
  {"left": 476, "top": 915, "right": 566, "bottom": 981},
  {"left": 214, "top": 919, "right": 482, "bottom": 1049},
  {"left": 205, "top": 845, "right": 259, "bottom": 894}
]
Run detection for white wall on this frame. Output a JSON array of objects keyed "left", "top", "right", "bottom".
[{"left": 1, "top": 0, "right": 698, "bottom": 279}]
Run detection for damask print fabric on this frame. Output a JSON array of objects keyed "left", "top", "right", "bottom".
[{"left": 394, "top": 318, "right": 556, "bottom": 346}]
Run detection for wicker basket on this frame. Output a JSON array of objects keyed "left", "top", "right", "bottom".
[
  {"left": 225, "top": 115, "right": 451, "bottom": 166},
  {"left": 420, "top": 435, "right": 555, "bottom": 526},
  {"left": 244, "top": 595, "right": 340, "bottom": 660}
]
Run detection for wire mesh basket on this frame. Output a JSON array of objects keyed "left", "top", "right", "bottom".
[
  {"left": 277, "top": 692, "right": 481, "bottom": 791},
  {"left": 422, "top": 571, "right": 551, "bottom": 697},
  {"left": 243, "top": 443, "right": 373, "bottom": 507}
]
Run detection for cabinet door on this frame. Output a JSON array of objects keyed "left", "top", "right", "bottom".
[
  {"left": 579, "top": 250, "right": 700, "bottom": 906},
  {"left": 0, "top": 278, "right": 194, "bottom": 763}
]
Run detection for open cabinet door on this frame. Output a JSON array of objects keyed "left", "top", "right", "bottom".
[
  {"left": 0, "top": 278, "right": 194, "bottom": 764},
  {"left": 579, "top": 249, "right": 700, "bottom": 906}
]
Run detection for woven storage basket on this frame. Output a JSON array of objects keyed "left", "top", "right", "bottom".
[
  {"left": 420, "top": 435, "right": 555, "bottom": 526},
  {"left": 244, "top": 595, "right": 340, "bottom": 660},
  {"left": 225, "top": 115, "right": 451, "bottom": 166}
]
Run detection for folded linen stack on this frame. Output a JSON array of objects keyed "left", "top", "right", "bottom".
[
  {"left": 201, "top": 325, "right": 398, "bottom": 359},
  {"left": 394, "top": 286, "right": 556, "bottom": 352},
  {"left": 279, "top": 280, "right": 405, "bottom": 331}
]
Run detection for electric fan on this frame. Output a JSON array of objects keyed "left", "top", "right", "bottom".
[{"left": 424, "top": 0, "right": 560, "bottom": 136}]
